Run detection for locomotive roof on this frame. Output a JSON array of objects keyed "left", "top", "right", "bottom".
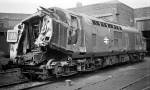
[{"left": 80, "top": 13, "right": 139, "bottom": 32}]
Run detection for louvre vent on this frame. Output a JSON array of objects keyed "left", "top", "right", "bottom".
[{"left": 51, "top": 20, "right": 67, "bottom": 48}]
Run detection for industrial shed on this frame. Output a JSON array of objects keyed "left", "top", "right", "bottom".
[{"left": 0, "top": 13, "right": 30, "bottom": 57}]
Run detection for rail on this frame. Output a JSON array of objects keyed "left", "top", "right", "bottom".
[
  {"left": 119, "top": 74, "right": 150, "bottom": 90},
  {"left": 0, "top": 68, "right": 19, "bottom": 74}
]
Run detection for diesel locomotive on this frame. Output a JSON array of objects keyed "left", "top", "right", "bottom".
[{"left": 7, "top": 7, "right": 146, "bottom": 80}]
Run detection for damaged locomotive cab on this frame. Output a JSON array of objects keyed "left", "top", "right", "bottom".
[
  {"left": 15, "top": 14, "right": 53, "bottom": 65},
  {"left": 35, "top": 15, "right": 53, "bottom": 47}
]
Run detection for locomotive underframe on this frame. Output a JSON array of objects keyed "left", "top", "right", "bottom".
[{"left": 19, "top": 50, "right": 145, "bottom": 80}]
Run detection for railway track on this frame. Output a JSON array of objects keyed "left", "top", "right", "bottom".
[
  {"left": 0, "top": 80, "right": 55, "bottom": 90},
  {"left": 0, "top": 61, "right": 148, "bottom": 90},
  {"left": 0, "top": 72, "right": 58, "bottom": 90},
  {"left": 0, "top": 68, "right": 19, "bottom": 74},
  {"left": 119, "top": 74, "right": 150, "bottom": 90},
  {"left": 142, "top": 86, "right": 150, "bottom": 90},
  {"left": 0, "top": 80, "right": 29, "bottom": 89},
  {"left": 0, "top": 68, "right": 28, "bottom": 90}
]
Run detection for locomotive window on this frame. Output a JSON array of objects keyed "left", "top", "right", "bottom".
[
  {"left": 91, "top": 20, "right": 122, "bottom": 30},
  {"left": 111, "top": 24, "right": 113, "bottom": 28},
  {"left": 108, "top": 24, "right": 110, "bottom": 28},
  {"left": 96, "top": 21, "right": 100, "bottom": 25},
  {"left": 103, "top": 23, "right": 107, "bottom": 27},
  {"left": 92, "top": 20, "right": 96, "bottom": 25},
  {"left": 119, "top": 27, "right": 122, "bottom": 30},
  {"left": 101, "top": 22, "right": 107, "bottom": 27},
  {"left": 71, "top": 16, "right": 78, "bottom": 29},
  {"left": 100, "top": 22, "right": 104, "bottom": 27},
  {"left": 114, "top": 25, "right": 117, "bottom": 29},
  {"left": 92, "top": 20, "right": 100, "bottom": 26},
  {"left": 108, "top": 24, "right": 113, "bottom": 28},
  {"left": 68, "top": 15, "right": 79, "bottom": 45},
  {"left": 92, "top": 20, "right": 97, "bottom": 25},
  {"left": 116, "top": 26, "right": 119, "bottom": 30}
]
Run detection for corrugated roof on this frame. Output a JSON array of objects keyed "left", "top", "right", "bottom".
[
  {"left": 0, "top": 13, "right": 30, "bottom": 32},
  {"left": 0, "top": 13, "right": 30, "bottom": 20}
]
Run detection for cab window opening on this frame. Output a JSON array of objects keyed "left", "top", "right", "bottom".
[{"left": 68, "top": 15, "right": 79, "bottom": 45}]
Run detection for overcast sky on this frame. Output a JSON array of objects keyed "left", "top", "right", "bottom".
[{"left": 0, "top": 0, "right": 149, "bottom": 14}]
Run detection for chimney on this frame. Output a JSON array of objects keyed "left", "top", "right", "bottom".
[{"left": 76, "top": 2, "right": 83, "bottom": 7}]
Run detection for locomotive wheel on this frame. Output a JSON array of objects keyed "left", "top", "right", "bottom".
[
  {"left": 38, "top": 73, "right": 49, "bottom": 80},
  {"left": 20, "top": 68, "right": 38, "bottom": 80},
  {"left": 139, "top": 54, "right": 144, "bottom": 61},
  {"left": 54, "top": 66, "right": 63, "bottom": 77},
  {"left": 38, "top": 65, "right": 49, "bottom": 80}
]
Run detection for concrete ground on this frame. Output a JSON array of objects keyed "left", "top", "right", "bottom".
[{"left": 29, "top": 57, "right": 150, "bottom": 90}]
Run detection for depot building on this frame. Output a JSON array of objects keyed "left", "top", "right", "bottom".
[{"left": 0, "top": 13, "right": 29, "bottom": 57}]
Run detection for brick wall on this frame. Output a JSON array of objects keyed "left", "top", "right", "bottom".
[
  {"left": 117, "top": 3, "right": 134, "bottom": 26},
  {"left": 69, "top": 1, "right": 134, "bottom": 26},
  {"left": 134, "top": 7, "right": 150, "bottom": 32},
  {"left": 134, "top": 7, "right": 150, "bottom": 18}
]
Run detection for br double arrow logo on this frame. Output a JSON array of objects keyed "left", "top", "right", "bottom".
[{"left": 104, "top": 37, "right": 109, "bottom": 45}]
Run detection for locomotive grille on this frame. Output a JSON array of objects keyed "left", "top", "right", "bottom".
[
  {"left": 51, "top": 20, "right": 67, "bottom": 48},
  {"left": 51, "top": 20, "right": 59, "bottom": 45},
  {"left": 60, "top": 23, "right": 67, "bottom": 47}
]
